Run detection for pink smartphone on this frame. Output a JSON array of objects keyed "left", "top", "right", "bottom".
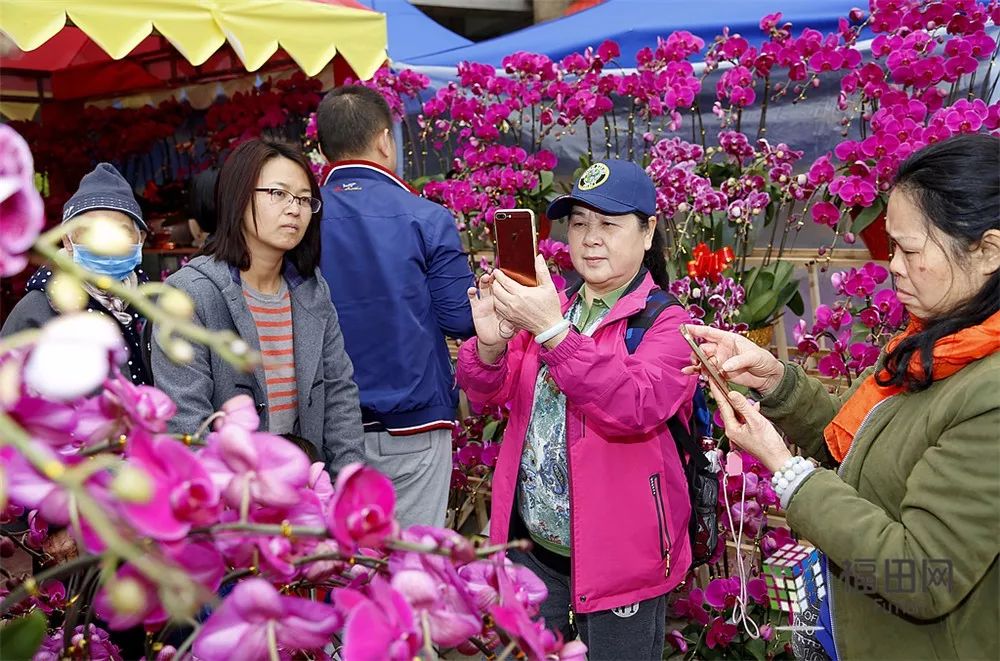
[{"left": 493, "top": 209, "right": 538, "bottom": 287}]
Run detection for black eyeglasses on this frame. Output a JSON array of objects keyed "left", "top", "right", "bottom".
[{"left": 254, "top": 188, "right": 322, "bottom": 214}]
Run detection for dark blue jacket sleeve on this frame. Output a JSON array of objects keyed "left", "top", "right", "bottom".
[{"left": 422, "top": 205, "right": 476, "bottom": 339}]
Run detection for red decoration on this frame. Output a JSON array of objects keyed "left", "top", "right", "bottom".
[{"left": 687, "top": 243, "right": 735, "bottom": 281}]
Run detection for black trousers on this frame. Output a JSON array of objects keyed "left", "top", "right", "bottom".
[{"left": 507, "top": 509, "right": 667, "bottom": 660}]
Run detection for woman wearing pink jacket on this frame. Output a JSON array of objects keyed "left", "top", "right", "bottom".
[{"left": 457, "top": 160, "right": 697, "bottom": 659}]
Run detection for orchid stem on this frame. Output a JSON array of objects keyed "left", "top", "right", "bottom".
[
  {"left": 496, "top": 641, "right": 517, "bottom": 661},
  {"left": 293, "top": 551, "right": 387, "bottom": 569},
  {"left": 0, "top": 328, "right": 40, "bottom": 354},
  {"left": 172, "top": 622, "right": 202, "bottom": 661},
  {"left": 194, "top": 412, "right": 225, "bottom": 440},
  {"left": 31, "top": 237, "right": 254, "bottom": 371},
  {"left": 421, "top": 611, "right": 437, "bottom": 660},
  {"left": 204, "top": 523, "right": 328, "bottom": 537},
  {"left": 475, "top": 539, "right": 530, "bottom": 557},
  {"left": 267, "top": 621, "right": 280, "bottom": 661}
]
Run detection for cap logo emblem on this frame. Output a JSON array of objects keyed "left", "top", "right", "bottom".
[{"left": 578, "top": 163, "right": 610, "bottom": 191}]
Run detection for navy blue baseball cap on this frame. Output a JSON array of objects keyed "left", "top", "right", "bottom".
[{"left": 547, "top": 159, "right": 657, "bottom": 220}]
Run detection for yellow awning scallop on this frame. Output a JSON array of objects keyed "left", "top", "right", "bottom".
[{"left": 0, "top": 0, "right": 387, "bottom": 79}]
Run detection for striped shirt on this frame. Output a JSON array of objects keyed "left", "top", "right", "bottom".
[{"left": 243, "top": 280, "right": 298, "bottom": 434}]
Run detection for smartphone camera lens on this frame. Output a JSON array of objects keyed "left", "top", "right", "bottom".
[{"left": 496, "top": 212, "right": 507, "bottom": 220}]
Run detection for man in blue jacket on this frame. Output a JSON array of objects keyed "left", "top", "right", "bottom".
[{"left": 316, "top": 85, "right": 476, "bottom": 527}]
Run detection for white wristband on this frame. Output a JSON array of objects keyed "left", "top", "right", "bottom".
[{"left": 534, "top": 319, "right": 571, "bottom": 345}]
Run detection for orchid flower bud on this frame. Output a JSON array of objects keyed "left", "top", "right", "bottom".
[
  {"left": 166, "top": 338, "right": 194, "bottom": 364},
  {"left": 24, "top": 313, "right": 124, "bottom": 400},
  {"left": 107, "top": 577, "right": 146, "bottom": 617},
  {"left": 111, "top": 465, "right": 153, "bottom": 504},
  {"left": 47, "top": 273, "right": 88, "bottom": 313},
  {"left": 79, "top": 216, "right": 133, "bottom": 256}
]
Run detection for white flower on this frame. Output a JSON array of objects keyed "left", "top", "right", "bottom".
[{"left": 24, "top": 313, "right": 125, "bottom": 400}]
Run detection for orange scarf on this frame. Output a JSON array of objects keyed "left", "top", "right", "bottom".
[{"left": 824, "top": 310, "right": 1000, "bottom": 462}]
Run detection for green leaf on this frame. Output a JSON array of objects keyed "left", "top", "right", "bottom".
[
  {"left": 481, "top": 419, "right": 499, "bottom": 443},
  {"left": 747, "top": 638, "right": 768, "bottom": 661},
  {"left": 741, "top": 289, "right": 779, "bottom": 326},
  {"left": 771, "top": 260, "right": 795, "bottom": 290},
  {"left": 0, "top": 611, "right": 47, "bottom": 661},
  {"left": 775, "top": 278, "right": 800, "bottom": 310},
  {"left": 850, "top": 197, "right": 886, "bottom": 234},
  {"left": 741, "top": 265, "right": 763, "bottom": 296},
  {"left": 747, "top": 270, "right": 775, "bottom": 300},
  {"left": 539, "top": 170, "right": 554, "bottom": 190},
  {"left": 787, "top": 288, "right": 805, "bottom": 316}
]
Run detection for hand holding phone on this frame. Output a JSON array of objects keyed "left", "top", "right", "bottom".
[
  {"left": 681, "top": 325, "right": 747, "bottom": 425},
  {"left": 680, "top": 325, "right": 730, "bottom": 394},
  {"left": 494, "top": 209, "right": 538, "bottom": 287}
]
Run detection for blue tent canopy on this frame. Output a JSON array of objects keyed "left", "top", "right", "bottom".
[
  {"left": 356, "top": 0, "right": 472, "bottom": 63},
  {"left": 403, "top": 0, "right": 863, "bottom": 66}
]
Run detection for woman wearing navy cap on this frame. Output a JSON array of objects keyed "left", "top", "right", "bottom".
[
  {"left": 1, "top": 162, "right": 153, "bottom": 386},
  {"left": 457, "top": 160, "right": 697, "bottom": 659}
]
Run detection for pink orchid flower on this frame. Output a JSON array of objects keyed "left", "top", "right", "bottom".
[
  {"left": 671, "top": 587, "right": 710, "bottom": 625},
  {"left": 120, "top": 431, "right": 221, "bottom": 541},
  {"left": 489, "top": 554, "right": 579, "bottom": 659},
  {"left": 3, "top": 444, "right": 71, "bottom": 525},
  {"left": 213, "top": 394, "right": 260, "bottom": 432},
  {"left": 706, "top": 615, "right": 739, "bottom": 648},
  {"left": 95, "top": 540, "right": 224, "bottom": 630},
  {"left": 0, "top": 125, "right": 45, "bottom": 277},
  {"left": 201, "top": 424, "right": 311, "bottom": 509},
  {"left": 336, "top": 576, "right": 423, "bottom": 661},
  {"left": 102, "top": 374, "right": 176, "bottom": 433},
  {"left": 457, "top": 557, "right": 547, "bottom": 615},
  {"left": 195, "top": 579, "right": 342, "bottom": 659},
  {"left": 326, "top": 463, "right": 398, "bottom": 550},
  {"left": 35, "top": 624, "right": 123, "bottom": 661}
]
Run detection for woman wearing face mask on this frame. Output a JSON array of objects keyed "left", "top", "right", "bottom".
[
  {"left": 152, "top": 138, "right": 364, "bottom": 475},
  {"left": 1, "top": 162, "right": 153, "bottom": 386},
  {"left": 686, "top": 134, "right": 999, "bottom": 659}
]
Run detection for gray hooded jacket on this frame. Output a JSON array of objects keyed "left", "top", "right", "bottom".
[{"left": 152, "top": 255, "right": 364, "bottom": 473}]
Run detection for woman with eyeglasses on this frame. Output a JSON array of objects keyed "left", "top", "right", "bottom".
[{"left": 152, "top": 137, "right": 364, "bottom": 475}]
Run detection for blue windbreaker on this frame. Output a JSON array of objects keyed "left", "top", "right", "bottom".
[{"left": 319, "top": 161, "right": 475, "bottom": 433}]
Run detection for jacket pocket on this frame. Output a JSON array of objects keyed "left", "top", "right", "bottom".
[
  {"left": 308, "top": 379, "right": 322, "bottom": 406},
  {"left": 649, "top": 473, "right": 671, "bottom": 560}
]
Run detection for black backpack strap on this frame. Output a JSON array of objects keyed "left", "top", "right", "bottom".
[
  {"left": 624, "top": 288, "right": 678, "bottom": 354},
  {"left": 625, "top": 288, "right": 709, "bottom": 471}
]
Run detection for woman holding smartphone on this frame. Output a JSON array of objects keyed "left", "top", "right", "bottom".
[
  {"left": 457, "top": 160, "right": 696, "bottom": 660},
  {"left": 152, "top": 138, "right": 364, "bottom": 475},
  {"left": 688, "top": 134, "right": 999, "bottom": 660}
]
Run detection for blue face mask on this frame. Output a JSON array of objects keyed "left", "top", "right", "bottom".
[{"left": 71, "top": 242, "right": 143, "bottom": 281}]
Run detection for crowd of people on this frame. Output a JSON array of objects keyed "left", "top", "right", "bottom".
[{"left": 2, "top": 83, "right": 997, "bottom": 659}]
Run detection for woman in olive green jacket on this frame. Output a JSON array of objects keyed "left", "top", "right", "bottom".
[{"left": 687, "top": 133, "right": 1000, "bottom": 660}]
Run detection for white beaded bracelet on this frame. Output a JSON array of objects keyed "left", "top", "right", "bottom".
[
  {"left": 770, "top": 456, "right": 812, "bottom": 490},
  {"left": 771, "top": 455, "right": 816, "bottom": 509},
  {"left": 534, "top": 319, "right": 571, "bottom": 345}
]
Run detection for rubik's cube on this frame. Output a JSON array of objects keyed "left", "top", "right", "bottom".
[{"left": 763, "top": 542, "right": 825, "bottom": 614}]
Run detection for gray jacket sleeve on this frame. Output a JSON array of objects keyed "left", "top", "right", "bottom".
[
  {"left": 0, "top": 291, "right": 55, "bottom": 337},
  {"left": 151, "top": 281, "right": 219, "bottom": 437},
  {"left": 320, "top": 300, "right": 365, "bottom": 473}
]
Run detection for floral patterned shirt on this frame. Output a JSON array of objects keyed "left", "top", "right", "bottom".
[{"left": 517, "top": 282, "right": 628, "bottom": 556}]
